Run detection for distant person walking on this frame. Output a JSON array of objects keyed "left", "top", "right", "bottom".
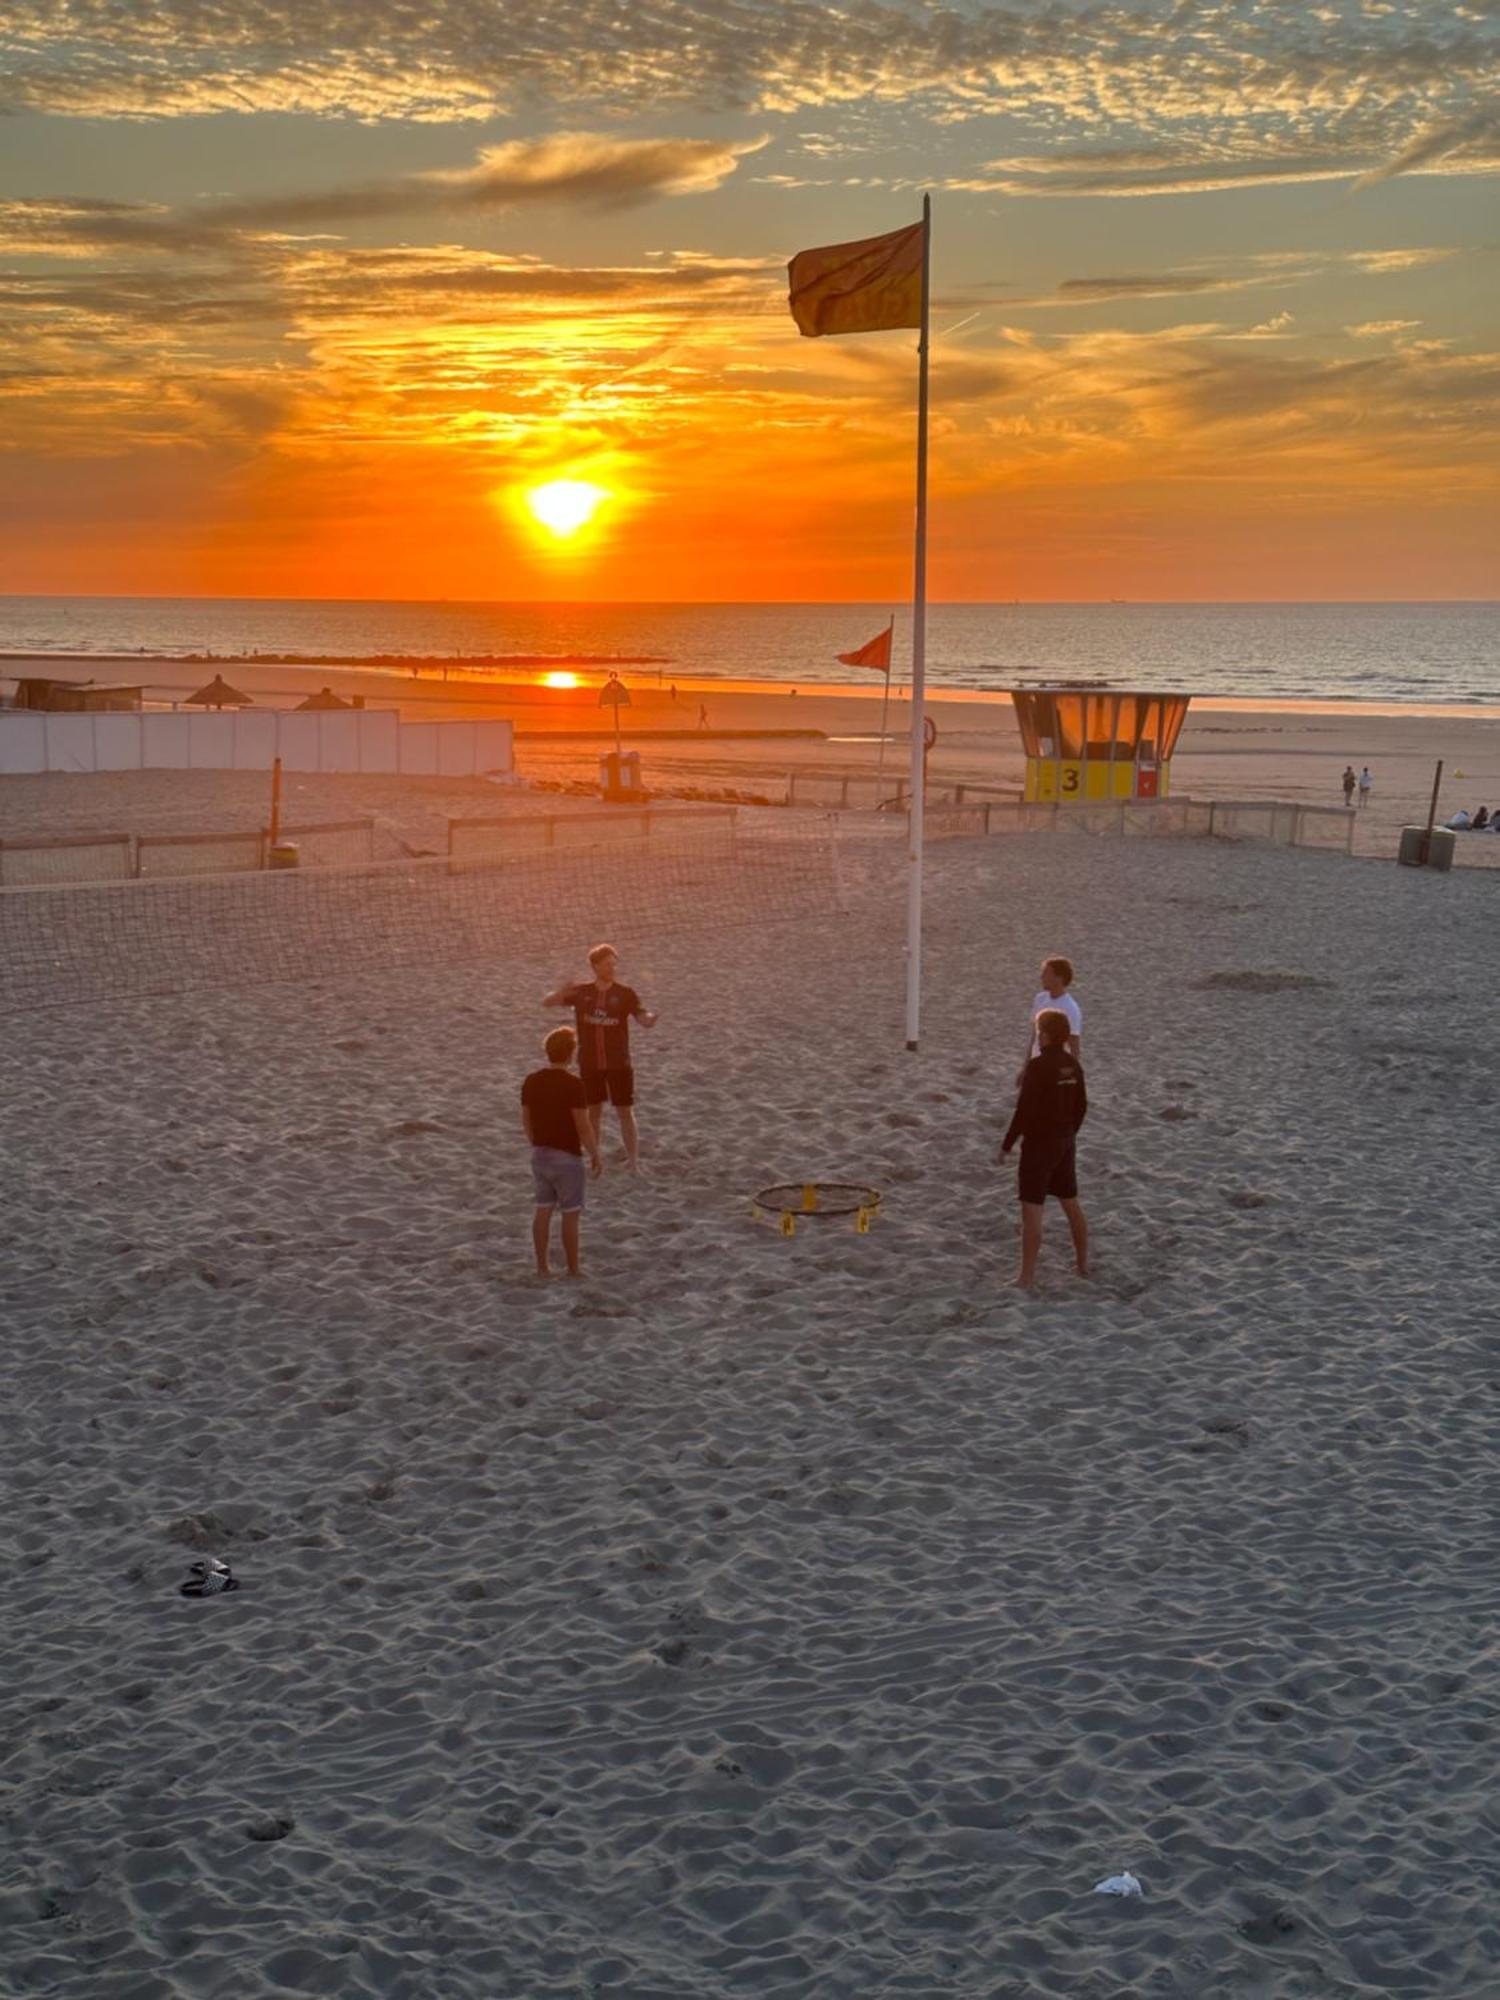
[
  {"left": 1018, "top": 955, "right": 1081, "bottom": 1086},
  {"left": 521, "top": 1027, "right": 601, "bottom": 1279},
  {"left": 668, "top": 682, "right": 678, "bottom": 705},
  {"left": 544, "top": 944, "right": 658, "bottom": 1170},
  {"left": 1000, "top": 1009, "right": 1089, "bottom": 1290},
  {"left": 1341, "top": 765, "right": 1357, "bottom": 807},
  {"left": 697, "top": 702, "right": 710, "bottom": 730},
  {"left": 1358, "top": 766, "right": 1372, "bottom": 809}
]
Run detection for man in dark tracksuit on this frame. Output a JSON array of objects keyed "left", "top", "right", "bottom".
[{"left": 999, "top": 1007, "right": 1088, "bottom": 1290}]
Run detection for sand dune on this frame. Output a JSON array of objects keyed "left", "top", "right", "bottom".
[{"left": 2, "top": 828, "right": 1498, "bottom": 1997}]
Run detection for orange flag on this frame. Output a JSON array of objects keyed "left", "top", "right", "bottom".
[
  {"left": 837, "top": 625, "right": 894, "bottom": 672},
  {"left": 788, "top": 220, "right": 924, "bottom": 338}
]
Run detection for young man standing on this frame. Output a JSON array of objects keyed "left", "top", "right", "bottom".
[
  {"left": 544, "top": 944, "right": 658, "bottom": 1170},
  {"left": 1358, "top": 766, "right": 1372, "bottom": 808},
  {"left": 1017, "top": 955, "right": 1081, "bottom": 1086},
  {"left": 1000, "top": 1008, "right": 1089, "bottom": 1291},
  {"left": 1341, "top": 765, "right": 1357, "bottom": 807},
  {"left": 520, "top": 1026, "right": 601, "bottom": 1278}
]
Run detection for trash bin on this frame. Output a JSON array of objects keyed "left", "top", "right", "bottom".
[
  {"left": 267, "top": 839, "right": 301, "bottom": 870},
  {"left": 599, "top": 751, "right": 643, "bottom": 802},
  {"left": 1398, "top": 825, "right": 1455, "bottom": 871}
]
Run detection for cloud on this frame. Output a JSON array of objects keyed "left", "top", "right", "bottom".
[
  {"left": 206, "top": 133, "right": 762, "bottom": 230},
  {"left": 1347, "top": 319, "right": 1422, "bottom": 338},
  {"left": 0, "top": 0, "right": 1494, "bottom": 205},
  {"left": 1349, "top": 108, "right": 1500, "bottom": 192},
  {"left": 965, "top": 132, "right": 1500, "bottom": 199},
  {"left": 1056, "top": 273, "right": 1234, "bottom": 302}
]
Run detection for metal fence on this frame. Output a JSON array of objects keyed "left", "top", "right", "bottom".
[
  {"left": 0, "top": 819, "right": 376, "bottom": 886},
  {"left": 446, "top": 805, "right": 738, "bottom": 871},
  {"left": 921, "top": 795, "right": 1355, "bottom": 853}
]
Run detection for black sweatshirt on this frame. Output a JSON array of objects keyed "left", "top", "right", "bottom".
[{"left": 1003, "top": 1045, "right": 1088, "bottom": 1151}]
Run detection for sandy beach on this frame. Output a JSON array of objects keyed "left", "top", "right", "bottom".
[
  {"left": 2, "top": 797, "right": 1498, "bottom": 1996},
  {"left": 5, "top": 656, "right": 1500, "bottom": 867}
]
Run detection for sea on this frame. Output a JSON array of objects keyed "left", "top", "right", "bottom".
[{"left": 2, "top": 597, "right": 1496, "bottom": 708}]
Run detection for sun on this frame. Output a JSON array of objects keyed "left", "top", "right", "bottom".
[{"left": 525, "top": 479, "right": 610, "bottom": 540}]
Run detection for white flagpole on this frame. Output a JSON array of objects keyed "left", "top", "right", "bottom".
[
  {"left": 905, "top": 194, "right": 932, "bottom": 1051},
  {"left": 874, "top": 613, "right": 895, "bottom": 787}
]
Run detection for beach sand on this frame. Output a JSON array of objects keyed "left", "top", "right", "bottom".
[{"left": 3, "top": 820, "right": 1498, "bottom": 1997}]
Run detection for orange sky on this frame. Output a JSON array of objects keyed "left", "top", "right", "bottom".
[{"left": 1, "top": 5, "right": 1496, "bottom": 600}]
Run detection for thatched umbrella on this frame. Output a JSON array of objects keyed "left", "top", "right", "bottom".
[
  {"left": 295, "top": 685, "right": 351, "bottom": 711},
  {"left": 185, "top": 673, "right": 250, "bottom": 710}
]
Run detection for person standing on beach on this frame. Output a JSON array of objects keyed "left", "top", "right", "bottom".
[
  {"left": 697, "top": 702, "right": 710, "bottom": 730},
  {"left": 1017, "top": 956, "right": 1081, "bottom": 1086},
  {"left": 1358, "top": 766, "right": 1372, "bottom": 808},
  {"left": 544, "top": 945, "right": 658, "bottom": 1170},
  {"left": 1000, "top": 1008, "right": 1088, "bottom": 1290},
  {"left": 1342, "top": 765, "right": 1357, "bottom": 806},
  {"left": 521, "top": 1026, "right": 601, "bottom": 1278}
]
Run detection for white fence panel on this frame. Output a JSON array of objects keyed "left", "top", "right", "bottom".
[
  {"left": 274, "top": 711, "right": 323, "bottom": 772},
  {"left": 0, "top": 714, "right": 48, "bottom": 773},
  {"left": 474, "top": 719, "right": 514, "bottom": 773},
  {"left": 437, "top": 722, "right": 477, "bottom": 777},
  {"left": 188, "top": 712, "right": 238, "bottom": 769},
  {"left": 399, "top": 722, "right": 439, "bottom": 776},
  {"left": 143, "top": 713, "right": 191, "bottom": 768},
  {"left": 312, "top": 711, "right": 356, "bottom": 772},
  {"left": 358, "top": 710, "right": 400, "bottom": 772},
  {"left": 2, "top": 703, "right": 513, "bottom": 776},
  {"left": 43, "top": 714, "right": 97, "bottom": 773},
  {"left": 232, "top": 710, "right": 278, "bottom": 770},
  {"left": 93, "top": 713, "right": 144, "bottom": 770}
]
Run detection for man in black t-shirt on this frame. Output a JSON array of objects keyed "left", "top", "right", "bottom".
[
  {"left": 521, "top": 1026, "right": 601, "bottom": 1278},
  {"left": 543, "top": 943, "right": 658, "bottom": 1169},
  {"left": 999, "top": 1007, "right": 1089, "bottom": 1290}
]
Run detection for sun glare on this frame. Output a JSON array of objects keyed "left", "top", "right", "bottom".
[
  {"left": 525, "top": 480, "right": 609, "bottom": 539},
  {"left": 542, "top": 670, "right": 580, "bottom": 689}
]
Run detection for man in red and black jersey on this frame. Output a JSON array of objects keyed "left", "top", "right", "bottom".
[
  {"left": 544, "top": 943, "right": 658, "bottom": 1169},
  {"left": 999, "top": 1007, "right": 1089, "bottom": 1290}
]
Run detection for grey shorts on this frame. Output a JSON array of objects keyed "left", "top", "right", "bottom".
[{"left": 531, "top": 1146, "right": 586, "bottom": 1214}]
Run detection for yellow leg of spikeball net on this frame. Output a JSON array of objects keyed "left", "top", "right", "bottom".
[
  {"left": 855, "top": 1207, "right": 871, "bottom": 1234},
  {"left": 781, "top": 1212, "right": 797, "bottom": 1237},
  {"left": 802, "top": 1184, "right": 818, "bottom": 1212}
]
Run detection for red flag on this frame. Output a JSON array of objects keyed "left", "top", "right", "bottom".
[
  {"left": 837, "top": 624, "right": 893, "bottom": 673},
  {"left": 788, "top": 222, "right": 925, "bottom": 339}
]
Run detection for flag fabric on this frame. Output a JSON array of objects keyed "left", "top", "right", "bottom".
[
  {"left": 788, "top": 221, "right": 924, "bottom": 338},
  {"left": 837, "top": 625, "right": 894, "bottom": 673}
]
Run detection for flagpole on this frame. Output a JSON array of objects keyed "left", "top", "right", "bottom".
[
  {"left": 875, "top": 613, "right": 895, "bottom": 787},
  {"left": 905, "top": 194, "right": 931, "bottom": 1051}
]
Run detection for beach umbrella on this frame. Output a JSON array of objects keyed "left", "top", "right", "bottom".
[
  {"left": 295, "top": 686, "right": 351, "bottom": 711},
  {"left": 185, "top": 674, "right": 250, "bottom": 710}
]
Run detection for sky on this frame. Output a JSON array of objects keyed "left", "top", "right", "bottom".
[{"left": 1, "top": 0, "right": 1497, "bottom": 603}]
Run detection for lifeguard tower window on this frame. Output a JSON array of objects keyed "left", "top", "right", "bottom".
[{"left": 1011, "top": 687, "right": 1191, "bottom": 804}]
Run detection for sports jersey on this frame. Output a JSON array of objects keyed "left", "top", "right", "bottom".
[{"left": 562, "top": 981, "right": 644, "bottom": 1073}]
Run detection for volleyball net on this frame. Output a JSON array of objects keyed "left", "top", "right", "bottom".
[{"left": 0, "top": 819, "right": 849, "bottom": 1015}]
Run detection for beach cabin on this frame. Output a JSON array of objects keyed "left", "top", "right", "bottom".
[
  {"left": 1011, "top": 687, "right": 1191, "bottom": 803},
  {"left": 10, "top": 677, "right": 144, "bottom": 713}
]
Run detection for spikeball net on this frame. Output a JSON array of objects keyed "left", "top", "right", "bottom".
[{"left": 752, "top": 1182, "right": 881, "bottom": 1237}]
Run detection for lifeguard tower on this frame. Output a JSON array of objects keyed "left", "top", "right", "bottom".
[{"left": 1011, "top": 687, "right": 1191, "bottom": 803}]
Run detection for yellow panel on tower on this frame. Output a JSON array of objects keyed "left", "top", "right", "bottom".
[{"left": 1011, "top": 689, "right": 1190, "bottom": 805}]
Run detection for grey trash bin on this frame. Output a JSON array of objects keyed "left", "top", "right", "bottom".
[{"left": 1398, "top": 825, "right": 1455, "bottom": 871}]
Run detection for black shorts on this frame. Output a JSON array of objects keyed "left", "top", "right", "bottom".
[
  {"left": 581, "top": 1065, "right": 634, "bottom": 1109},
  {"left": 1018, "top": 1138, "right": 1078, "bottom": 1206}
]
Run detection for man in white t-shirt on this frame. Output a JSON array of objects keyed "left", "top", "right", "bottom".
[{"left": 1018, "top": 956, "right": 1082, "bottom": 1084}]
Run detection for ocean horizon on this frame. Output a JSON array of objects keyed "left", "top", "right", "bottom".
[{"left": 2, "top": 595, "right": 1497, "bottom": 708}]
